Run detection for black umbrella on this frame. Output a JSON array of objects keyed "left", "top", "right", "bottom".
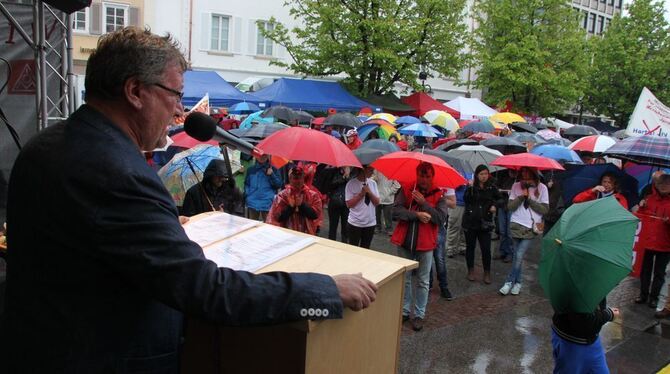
[
  {"left": 510, "top": 122, "right": 538, "bottom": 133},
  {"left": 613, "top": 129, "right": 628, "bottom": 140},
  {"left": 506, "top": 132, "right": 546, "bottom": 144},
  {"left": 323, "top": 112, "right": 361, "bottom": 128},
  {"left": 359, "top": 139, "right": 401, "bottom": 153},
  {"left": 534, "top": 121, "right": 548, "bottom": 130},
  {"left": 436, "top": 139, "right": 478, "bottom": 152},
  {"left": 260, "top": 105, "right": 298, "bottom": 123},
  {"left": 480, "top": 137, "right": 526, "bottom": 154},
  {"left": 294, "top": 110, "right": 315, "bottom": 124},
  {"left": 416, "top": 148, "right": 473, "bottom": 175},
  {"left": 354, "top": 148, "right": 388, "bottom": 165},
  {"left": 563, "top": 125, "right": 600, "bottom": 140},
  {"left": 545, "top": 137, "right": 572, "bottom": 147},
  {"left": 228, "top": 122, "right": 289, "bottom": 139}
]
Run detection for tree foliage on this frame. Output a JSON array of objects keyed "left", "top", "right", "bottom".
[
  {"left": 471, "top": 0, "right": 590, "bottom": 116},
  {"left": 259, "top": 0, "right": 467, "bottom": 97},
  {"left": 585, "top": 0, "right": 670, "bottom": 126}
]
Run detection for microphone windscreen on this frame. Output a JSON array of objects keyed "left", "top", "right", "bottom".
[{"left": 184, "top": 112, "right": 217, "bottom": 141}]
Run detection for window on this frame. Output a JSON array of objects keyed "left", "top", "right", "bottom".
[
  {"left": 615, "top": 0, "right": 621, "bottom": 8},
  {"left": 210, "top": 14, "right": 230, "bottom": 51},
  {"left": 103, "top": 3, "right": 128, "bottom": 33},
  {"left": 72, "top": 9, "right": 87, "bottom": 32},
  {"left": 256, "top": 21, "right": 274, "bottom": 56},
  {"left": 583, "top": 11, "right": 588, "bottom": 29},
  {"left": 588, "top": 13, "right": 596, "bottom": 33},
  {"left": 598, "top": 16, "right": 605, "bottom": 34}
]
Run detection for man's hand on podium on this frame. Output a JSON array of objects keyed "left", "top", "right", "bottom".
[{"left": 333, "top": 273, "right": 378, "bottom": 311}]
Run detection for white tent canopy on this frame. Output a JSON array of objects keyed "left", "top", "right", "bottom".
[{"left": 445, "top": 97, "right": 498, "bottom": 120}]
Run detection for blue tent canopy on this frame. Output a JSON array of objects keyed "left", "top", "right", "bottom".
[
  {"left": 182, "top": 70, "right": 259, "bottom": 107},
  {"left": 249, "top": 78, "right": 373, "bottom": 112}
]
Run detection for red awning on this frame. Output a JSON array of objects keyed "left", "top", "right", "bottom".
[{"left": 401, "top": 92, "right": 460, "bottom": 118}]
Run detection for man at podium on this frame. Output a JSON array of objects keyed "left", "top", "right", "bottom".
[{"left": 0, "top": 27, "right": 376, "bottom": 373}]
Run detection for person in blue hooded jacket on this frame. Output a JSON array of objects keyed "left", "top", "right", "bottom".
[{"left": 244, "top": 154, "right": 283, "bottom": 221}]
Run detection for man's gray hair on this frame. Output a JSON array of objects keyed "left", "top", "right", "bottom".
[{"left": 85, "top": 27, "right": 188, "bottom": 101}]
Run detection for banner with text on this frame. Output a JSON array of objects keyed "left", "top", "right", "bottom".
[{"left": 626, "top": 87, "right": 670, "bottom": 138}]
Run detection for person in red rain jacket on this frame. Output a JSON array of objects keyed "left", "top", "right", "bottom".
[{"left": 573, "top": 172, "right": 628, "bottom": 210}]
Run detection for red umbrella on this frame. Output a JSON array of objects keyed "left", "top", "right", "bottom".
[
  {"left": 171, "top": 131, "right": 218, "bottom": 148},
  {"left": 490, "top": 153, "right": 565, "bottom": 171},
  {"left": 257, "top": 127, "right": 362, "bottom": 168},
  {"left": 370, "top": 151, "right": 466, "bottom": 188}
]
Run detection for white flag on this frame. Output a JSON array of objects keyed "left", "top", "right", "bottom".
[{"left": 625, "top": 87, "right": 670, "bottom": 138}]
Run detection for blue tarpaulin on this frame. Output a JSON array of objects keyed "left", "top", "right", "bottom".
[
  {"left": 249, "top": 78, "right": 373, "bottom": 112},
  {"left": 182, "top": 71, "right": 259, "bottom": 107}
]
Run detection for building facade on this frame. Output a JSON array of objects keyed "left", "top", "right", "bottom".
[{"left": 572, "top": 0, "right": 623, "bottom": 36}]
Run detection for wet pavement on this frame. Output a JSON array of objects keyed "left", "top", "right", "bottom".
[{"left": 317, "top": 215, "right": 670, "bottom": 374}]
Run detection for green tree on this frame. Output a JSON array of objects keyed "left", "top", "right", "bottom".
[
  {"left": 585, "top": 0, "right": 670, "bottom": 126},
  {"left": 258, "top": 0, "right": 467, "bottom": 97},
  {"left": 471, "top": 0, "right": 590, "bottom": 116}
]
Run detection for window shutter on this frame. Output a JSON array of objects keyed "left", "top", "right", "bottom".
[
  {"left": 231, "top": 17, "right": 242, "bottom": 54},
  {"left": 90, "top": 3, "right": 102, "bottom": 35},
  {"left": 248, "top": 19, "right": 257, "bottom": 55},
  {"left": 200, "top": 13, "right": 210, "bottom": 50},
  {"left": 129, "top": 7, "right": 140, "bottom": 27}
]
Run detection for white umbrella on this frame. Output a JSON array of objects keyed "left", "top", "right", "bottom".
[
  {"left": 445, "top": 97, "right": 498, "bottom": 120},
  {"left": 447, "top": 145, "right": 505, "bottom": 172}
]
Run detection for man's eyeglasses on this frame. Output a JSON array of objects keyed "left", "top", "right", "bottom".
[{"left": 153, "top": 83, "right": 184, "bottom": 100}]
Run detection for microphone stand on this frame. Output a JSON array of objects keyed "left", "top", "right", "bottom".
[{"left": 184, "top": 156, "right": 216, "bottom": 211}]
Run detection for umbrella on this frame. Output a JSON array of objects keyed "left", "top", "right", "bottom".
[
  {"left": 563, "top": 125, "right": 600, "bottom": 140},
  {"left": 462, "top": 119, "right": 496, "bottom": 134},
  {"left": 257, "top": 127, "right": 362, "bottom": 168},
  {"left": 568, "top": 135, "right": 616, "bottom": 153},
  {"left": 171, "top": 131, "right": 218, "bottom": 148},
  {"left": 613, "top": 129, "right": 628, "bottom": 140},
  {"left": 536, "top": 129, "right": 563, "bottom": 141},
  {"left": 530, "top": 144, "right": 582, "bottom": 163},
  {"left": 545, "top": 138, "right": 572, "bottom": 147},
  {"left": 228, "top": 102, "right": 261, "bottom": 114},
  {"left": 417, "top": 148, "right": 474, "bottom": 175},
  {"left": 436, "top": 138, "right": 479, "bottom": 152},
  {"left": 603, "top": 135, "right": 670, "bottom": 168},
  {"left": 623, "top": 163, "right": 670, "bottom": 194},
  {"left": 398, "top": 123, "right": 442, "bottom": 138},
  {"left": 510, "top": 122, "right": 538, "bottom": 133},
  {"left": 491, "top": 153, "right": 565, "bottom": 171},
  {"left": 446, "top": 145, "right": 504, "bottom": 172},
  {"left": 353, "top": 148, "right": 388, "bottom": 165},
  {"left": 422, "top": 110, "right": 460, "bottom": 132},
  {"left": 490, "top": 112, "right": 526, "bottom": 125},
  {"left": 157, "top": 144, "right": 223, "bottom": 206},
  {"left": 458, "top": 119, "right": 476, "bottom": 128},
  {"left": 323, "top": 112, "right": 362, "bottom": 128},
  {"left": 311, "top": 117, "right": 326, "bottom": 127},
  {"left": 394, "top": 115, "right": 422, "bottom": 125},
  {"left": 534, "top": 121, "right": 548, "bottom": 130},
  {"left": 239, "top": 111, "right": 274, "bottom": 129},
  {"left": 480, "top": 137, "right": 527, "bottom": 155},
  {"left": 539, "top": 197, "right": 639, "bottom": 313},
  {"left": 368, "top": 113, "right": 397, "bottom": 123},
  {"left": 357, "top": 122, "right": 398, "bottom": 141},
  {"left": 370, "top": 151, "right": 466, "bottom": 188},
  {"left": 556, "top": 163, "right": 640, "bottom": 208},
  {"left": 294, "top": 110, "right": 315, "bottom": 124},
  {"left": 506, "top": 132, "right": 546, "bottom": 145},
  {"left": 359, "top": 139, "right": 401, "bottom": 153},
  {"left": 260, "top": 105, "right": 298, "bottom": 123},
  {"left": 228, "top": 122, "right": 289, "bottom": 140},
  {"left": 468, "top": 132, "right": 497, "bottom": 141}
]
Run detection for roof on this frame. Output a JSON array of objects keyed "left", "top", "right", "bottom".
[
  {"left": 182, "top": 70, "right": 259, "bottom": 107},
  {"left": 401, "top": 92, "right": 460, "bottom": 118},
  {"left": 363, "top": 93, "right": 414, "bottom": 113}
]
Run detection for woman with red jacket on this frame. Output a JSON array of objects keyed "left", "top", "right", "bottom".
[
  {"left": 573, "top": 172, "right": 628, "bottom": 210},
  {"left": 632, "top": 174, "right": 670, "bottom": 309}
]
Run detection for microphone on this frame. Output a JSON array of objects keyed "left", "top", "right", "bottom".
[{"left": 184, "top": 112, "right": 263, "bottom": 157}]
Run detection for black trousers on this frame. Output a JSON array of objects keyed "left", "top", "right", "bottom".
[
  {"left": 640, "top": 250, "right": 670, "bottom": 299},
  {"left": 328, "top": 201, "right": 349, "bottom": 243},
  {"left": 348, "top": 225, "right": 375, "bottom": 249},
  {"left": 464, "top": 229, "right": 492, "bottom": 272}
]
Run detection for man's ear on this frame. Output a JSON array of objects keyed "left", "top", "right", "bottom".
[{"left": 124, "top": 77, "right": 144, "bottom": 110}]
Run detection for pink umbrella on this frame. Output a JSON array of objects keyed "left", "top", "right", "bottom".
[
  {"left": 490, "top": 153, "right": 565, "bottom": 171},
  {"left": 536, "top": 129, "right": 562, "bottom": 141},
  {"left": 568, "top": 135, "right": 617, "bottom": 153}
]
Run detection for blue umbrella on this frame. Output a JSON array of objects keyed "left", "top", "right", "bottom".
[
  {"left": 530, "top": 144, "right": 582, "bottom": 163},
  {"left": 556, "top": 163, "right": 639, "bottom": 209},
  {"left": 395, "top": 115, "right": 422, "bottom": 125},
  {"left": 229, "top": 102, "right": 261, "bottom": 114},
  {"left": 240, "top": 111, "right": 275, "bottom": 129},
  {"left": 398, "top": 123, "right": 442, "bottom": 138},
  {"left": 157, "top": 145, "right": 223, "bottom": 206},
  {"left": 462, "top": 119, "right": 495, "bottom": 133}
]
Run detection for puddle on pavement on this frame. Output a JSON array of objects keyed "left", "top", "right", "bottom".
[{"left": 645, "top": 321, "right": 670, "bottom": 338}]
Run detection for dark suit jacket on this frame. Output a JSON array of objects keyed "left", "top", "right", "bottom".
[{"left": 0, "top": 105, "right": 342, "bottom": 373}]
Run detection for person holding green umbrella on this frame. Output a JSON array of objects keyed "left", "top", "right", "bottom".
[{"left": 539, "top": 197, "right": 638, "bottom": 373}]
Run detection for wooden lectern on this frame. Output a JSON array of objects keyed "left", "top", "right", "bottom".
[{"left": 181, "top": 222, "right": 417, "bottom": 374}]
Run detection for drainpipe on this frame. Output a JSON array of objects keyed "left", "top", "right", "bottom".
[{"left": 187, "top": 0, "right": 193, "bottom": 63}]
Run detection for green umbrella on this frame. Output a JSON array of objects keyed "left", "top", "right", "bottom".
[{"left": 538, "top": 197, "right": 639, "bottom": 313}]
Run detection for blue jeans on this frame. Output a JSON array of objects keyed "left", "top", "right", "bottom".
[
  {"left": 398, "top": 247, "right": 433, "bottom": 319},
  {"left": 506, "top": 237, "right": 533, "bottom": 284},
  {"left": 497, "top": 209, "right": 513, "bottom": 258},
  {"left": 552, "top": 330, "right": 609, "bottom": 374},
  {"left": 430, "top": 224, "right": 448, "bottom": 291}
]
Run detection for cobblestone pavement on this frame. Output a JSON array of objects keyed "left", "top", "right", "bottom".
[{"left": 317, "top": 214, "right": 670, "bottom": 374}]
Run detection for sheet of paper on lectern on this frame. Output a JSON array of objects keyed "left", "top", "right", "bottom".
[
  {"left": 203, "top": 225, "right": 315, "bottom": 272},
  {"left": 183, "top": 212, "right": 259, "bottom": 247}
]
